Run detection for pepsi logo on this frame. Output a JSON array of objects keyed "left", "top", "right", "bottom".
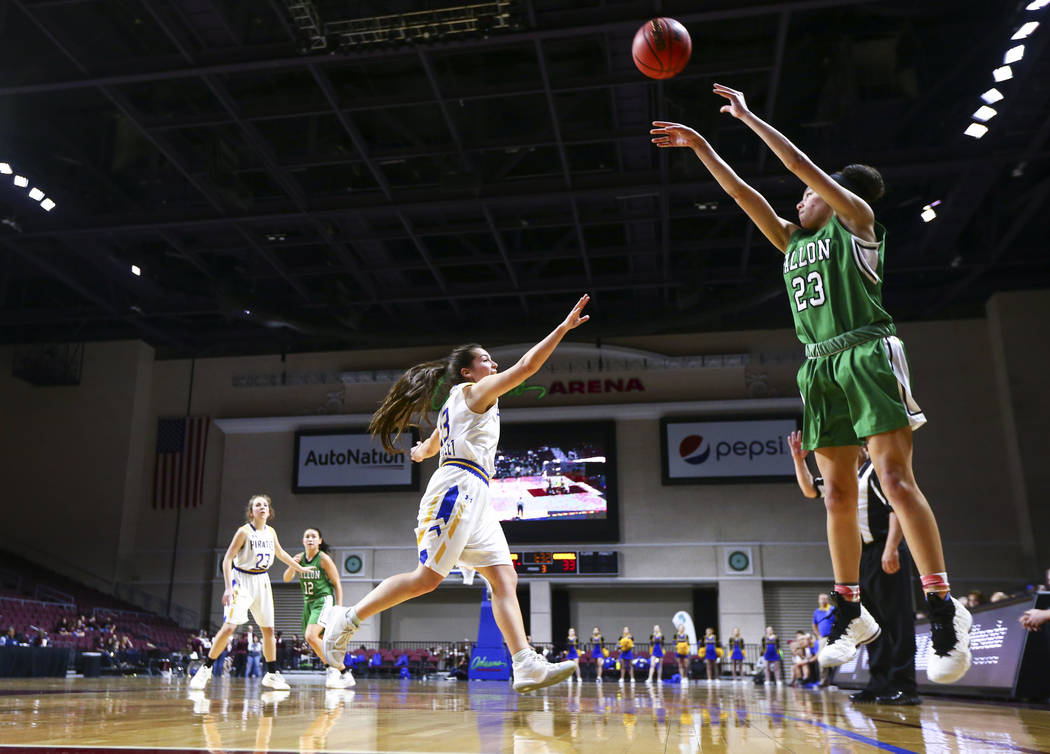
[{"left": 678, "top": 435, "right": 710, "bottom": 465}]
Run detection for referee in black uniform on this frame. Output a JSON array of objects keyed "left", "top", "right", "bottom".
[{"left": 788, "top": 431, "right": 919, "bottom": 705}]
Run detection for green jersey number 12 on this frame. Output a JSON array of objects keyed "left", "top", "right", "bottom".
[{"left": 791, "top": 271, "right": 826, "bottom": 312}]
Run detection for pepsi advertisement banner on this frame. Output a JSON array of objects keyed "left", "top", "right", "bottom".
[{"left": 660, "top": 416, "right": 799, "bottom": 484}]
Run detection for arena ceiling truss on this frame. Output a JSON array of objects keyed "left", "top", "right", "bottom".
[{"left": 0, "top": 0, "right": 1047, "bottom": 357}]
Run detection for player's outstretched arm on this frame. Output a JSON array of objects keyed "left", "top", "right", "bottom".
[
  {"left": 651, "top": 120, "right": 797, "bottom": 253},
  {"left": 713, "top": 83, "right": 874, "bottom": 238},
  {"left": 465, "top": 295, "right": 590, "bottom": 411},
  {"left": 274, "top": 532, "right": 309, "bottom": 573},
  {"left": 282, "top": 552, "right": 304, "bottom": 583}
]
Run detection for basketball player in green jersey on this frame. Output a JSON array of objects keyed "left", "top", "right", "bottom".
[
  {"left": 283, "top": 527, "right": 354, "bottom": 689},
  {"left": 651, "top": 83, "right": 971, "bottom": 684}
]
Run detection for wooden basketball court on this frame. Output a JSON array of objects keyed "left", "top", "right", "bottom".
[{"left": 1, "top": 676, "right": 1048, "bottom": 753}]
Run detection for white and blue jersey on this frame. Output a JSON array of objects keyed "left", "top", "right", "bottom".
[
  {"left": 416, "top": 383, "right": 511, "bottom": 578},
  {"left": 233, "top": 523, "right": 276, "bottom": 574},
  {"left": 226, "top": 523, "right": 276, "bottom": 627},
  {"left": 437, "top": 382, "right": 499, "bottom": 477}
]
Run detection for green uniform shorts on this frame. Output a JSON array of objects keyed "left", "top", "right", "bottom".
[
  {"left": 302, "top": 594, "right": 332, "bottom": 635},
  {"left": 798, "top": 334, "right": 926, "bottom": 450}
]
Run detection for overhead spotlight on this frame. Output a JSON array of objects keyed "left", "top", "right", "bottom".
[
  {"left": 1004, "top": 45, "right": 1025, "bottom": 64},
  {"left": 921, "top": 206, "right": 937, "bottom": 223},
  {"left": 1025, "top": 0, "right": 1050, "bottom": 10},
  {"left": 993, "top": 65, "right": 1014, "bottom": 82},
  {"left": 40, "top": 198, "right": 55, "bottom": 211},
  {"left": 13, "top": 175, "right": 28, "bottom": 187},
  {"left": 131, "top": 265, "right": 142, "bottom": 276},
  {"left": 0, "top": 163, "right": 10, "bottom": 174},
  {"left": 27, "top": 188, "right": 44, "bottom": 201},
  {"left": 981, "top": 88, "right": 1004, "bottom": 104},
  {"left": 1012, "top": 22, "right": 1039, "bottom": 40},
  {"left": 964, "top": 123, "right": 989, "bottom": 139},
  {"left": 973, "top": 105, "right": 998, "bottom": 122},
  {"left": 243, "top": 309, "right": 251, "bottom": 315}
]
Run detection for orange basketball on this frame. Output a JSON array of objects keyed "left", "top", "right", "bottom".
[{"left": 632, "top": 17, "right": 692, "bottom": 80}]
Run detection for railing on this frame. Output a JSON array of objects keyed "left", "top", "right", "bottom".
[
  {"left": 112, "top": 583, "right": 199, "bottom": 629},
  {"left": 33, "top": 585, "right": 74, "bottom": 606},
  {"left": 93, "top": 606, "right": 154, "bottom": 622},
  {"left": 0, "top": 595, "right": 77, "bottom": 611}
]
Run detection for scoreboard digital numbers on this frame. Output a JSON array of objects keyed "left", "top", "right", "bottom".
[{"left": 510, "top": 551, "right": 618, "bottom": 576}]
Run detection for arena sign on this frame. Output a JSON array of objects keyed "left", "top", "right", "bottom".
[
  {"left": 293, "top": 429, "right": 419, "bottom": 493},
  {"left": 660, "top": 416, "right": 799, "bottom": 483}
]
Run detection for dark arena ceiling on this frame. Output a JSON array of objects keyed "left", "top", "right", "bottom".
[{"left": 1, "top": 0, "right": 1048, "bottom": 358}]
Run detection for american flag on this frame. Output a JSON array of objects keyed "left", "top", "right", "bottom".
[{"left": 153, "top": 416, "right": 210, "bottom": 509}]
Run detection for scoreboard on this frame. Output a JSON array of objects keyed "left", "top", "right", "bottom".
[{"left": 510, "top": 551, "right": 619, "bottom": 576}]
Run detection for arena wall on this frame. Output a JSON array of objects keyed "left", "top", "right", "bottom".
[{"left": 2, "top": 289, "right": 1044, "bottom": 645}]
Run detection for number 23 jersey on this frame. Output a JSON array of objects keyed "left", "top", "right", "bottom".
[
  {"left": 233, "top": 523, "right": 276, "bottom": 573},
  {"left": 783, "top": 214, "right": 892, "bottom": 345}
]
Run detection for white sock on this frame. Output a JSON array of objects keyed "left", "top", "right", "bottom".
[
  {"left": 511, "top": 648, "right": 531, "bottom": 663},
  {"left": 348, "top": 607, "right": 361, "bottom": 627}
]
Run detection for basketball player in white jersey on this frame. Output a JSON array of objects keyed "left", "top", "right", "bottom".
[
  {"left": 190, "top": 494, "right": 307, "bottom": 691},
  {"left": 323, "top": 295, "right": 591, "bottom": 692}
]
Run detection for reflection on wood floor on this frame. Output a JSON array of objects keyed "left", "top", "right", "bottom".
[{"left": 0, "top": 676, "right": 1048, "bottom": 753}]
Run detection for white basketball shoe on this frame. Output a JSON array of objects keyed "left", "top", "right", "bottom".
[
  {"left": 512, "top": 650, "right": 578, "bottom": 693},
  {"left": 926, "top": 593, "right": 973, "bottom": 684},
  {"left": 188, "top": 663, "right": 212, "bottom": 690},
  {"left": 261, "top": 671, "right": 290, "bottom": 690},
  {"left": 817, "top": 598, "right": 881, "bottom": 668}
]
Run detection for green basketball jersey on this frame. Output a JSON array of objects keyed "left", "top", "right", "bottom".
[
  {"left": 782, "top": 215, "right": 893, "bottom": 345},
  {"left": 299, "top": 552, "right": 334, "bottom": 601}
]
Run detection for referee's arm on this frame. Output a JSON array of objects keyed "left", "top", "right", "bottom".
[
  {"left": 881, "top": 512, "right": 903, "bottom": 574},
  {"left": 788, "top": 430, "right": 820, "bottom": 498}
]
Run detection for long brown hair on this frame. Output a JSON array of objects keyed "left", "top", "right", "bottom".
[{"left": 369, "top": 343, "right": 482, "bottom": 454}]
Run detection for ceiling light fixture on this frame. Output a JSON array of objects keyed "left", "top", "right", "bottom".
[
  {"left": 1004, "top": 45, "right": 1025, "bottom": 64},
  {"left": 964, "top": 123, "right": 989, "bottom": 139},
  {"left": 980, "top": 88, "right": 1004, "bottom": 104},
  {"left": 973, "top": 105, "right": 998, "bottom": 122},
  {"left": 993, "top": 65, "right": 1014, "bottom": 82},
  {"left": 1012, "top": 22, "right": 1039, "bottom": 39}
]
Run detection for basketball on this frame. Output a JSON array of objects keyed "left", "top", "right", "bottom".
[{"left": 632, "top": 17, "right": 692, "bottom": 80}]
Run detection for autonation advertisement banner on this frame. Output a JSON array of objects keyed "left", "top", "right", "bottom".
[
  {"left": 661, "top": 417, "right": 799, "bottom": 483},
  {"left": 294, "top": 430, "right": 418, "bottom": 493}
]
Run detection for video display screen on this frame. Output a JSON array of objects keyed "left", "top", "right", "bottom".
[{"left": 491, "top": 421, "right": 611, "bottom": 523}]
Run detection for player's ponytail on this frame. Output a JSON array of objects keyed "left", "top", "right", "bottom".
[{"left": 369, "top": 343, "right": 482, "bottom": 454}]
